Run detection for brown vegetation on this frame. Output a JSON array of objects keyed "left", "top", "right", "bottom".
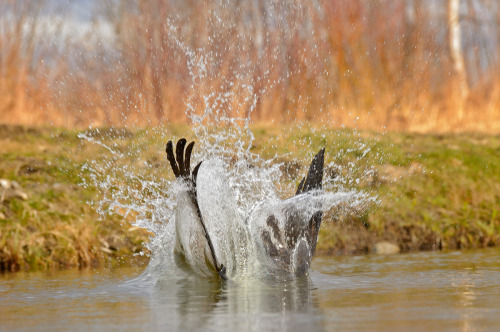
[{"left": 1, "top": 0, "right": 500, "bottom": 131}]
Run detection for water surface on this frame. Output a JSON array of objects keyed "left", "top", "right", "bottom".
[{"left": 2, "top": 249, "right": 499, "bottom": 331}]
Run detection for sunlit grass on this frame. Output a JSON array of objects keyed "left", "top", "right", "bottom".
[{"left": 1, "top": 125, "right": 499, "bottom": 272}]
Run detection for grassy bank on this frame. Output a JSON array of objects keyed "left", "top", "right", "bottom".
[
  {"left": 0, "top": 125, "right": 151, "bottom": 272},
  {"left": 1, "top": 124, "right": 499, "bottom": 272}
]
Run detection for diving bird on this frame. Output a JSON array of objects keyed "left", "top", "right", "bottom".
[{"left": 166, "top": 138, "right": 325, "bottom": 280}]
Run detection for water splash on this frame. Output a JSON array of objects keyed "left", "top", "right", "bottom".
[
  {"left": 78, "top": 124, "right": 377, "bottom": 281},
  {"left": 77, "top": 8, "right": 379, "bottom": 281}
]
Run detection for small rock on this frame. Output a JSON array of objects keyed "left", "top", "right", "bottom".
[
  {"left": 373, "top": 241, "right": 400, "bottom": 255},
  {"left": 12, "top": 189, "right": 29, "bottom": 200},
  {"left": 53, "top": 183, "right": 65, "bottom": 190},
  {"left": 3, "top": 189, "right": 29, "bottom": 201},
  {"left": 0, "top": 179, "right": 11, "bottom": 189},
  {"left": 0, "top": 212, "right": 6, "bottom": 220}
]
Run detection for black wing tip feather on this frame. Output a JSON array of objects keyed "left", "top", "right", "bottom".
[
  {"left": 166, "top": 140, "right": 180, "bottom": 177},
  {"left": 192, "top": 161, "right": 202, "bottom": 184},
  {"left": 175, "top": 139, "right": 187, "bottom": 176},
  {"left": 296, "top": 177, "right": 305, "bottom": 195},
  {"left": 184, "top": 141, "right": 195, "bottom": 175},
  {"left": 166, "top": 138, "right": 197, "bottom": 179},
  {"left": 297, "top": 148, "right": 325, "bottom": 195}
]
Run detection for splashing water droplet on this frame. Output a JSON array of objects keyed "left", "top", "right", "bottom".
[{"left": 77, "top": 13, "right": 379, "bottom": 281}]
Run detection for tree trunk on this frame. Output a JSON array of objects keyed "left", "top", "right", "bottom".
[{"left": 447, "top": 0, "right": 468, "bottom": 121}]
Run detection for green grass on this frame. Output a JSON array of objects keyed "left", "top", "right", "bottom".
[
  {"left": 0, "top": 125, "right": 151, "bottom": 272},
  {"left": 361, "top": 133, "right": 500, "bottom": 252},
  {"left": 1, "top": 124, "right": 499, "bottom": 272},
  {"left": 245, "top": 128, "right": 500, "bottom": 254}
]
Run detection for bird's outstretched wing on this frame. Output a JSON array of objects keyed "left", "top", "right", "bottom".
[
  {"left": 252, "top": 148, "right": 325, "bottom": 275},
  {"left": 294, "top": 148, "right": 325, "bottom": 256},
  {"left": 166, "top": 138, "right": 226, "bottom": 280}
]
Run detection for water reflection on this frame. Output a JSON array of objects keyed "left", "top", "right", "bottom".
[
  {"left": 2, "top": 249, "right": 500, "bottom": 331},
  {"left": 451, "top": 269, "right": 479, "bottom": 332},
  {"left": 143, "top": 274, "right": 325, "bottom": 332}
]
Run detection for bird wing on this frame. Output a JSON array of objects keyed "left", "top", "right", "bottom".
[
  {"left": 167, "top": 138, "right": 226, "bottom": 279},
  {"left": 248, "top": 148, "right": 325, "bottom": 274},
  {"left": 196, "top": 158, "right": 250, "bottom": 278}
]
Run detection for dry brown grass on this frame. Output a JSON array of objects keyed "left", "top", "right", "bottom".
[{"left": 1, "top": 0, "right": 499, "bottom": 131}]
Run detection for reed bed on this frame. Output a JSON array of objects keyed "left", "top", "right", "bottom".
[{"left": 1, "top": 0, "right": 499, "bottom": 132}]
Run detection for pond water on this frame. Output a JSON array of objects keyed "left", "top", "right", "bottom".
[{"left": 2, "top": 248, "right": 499, "bottom": 331}]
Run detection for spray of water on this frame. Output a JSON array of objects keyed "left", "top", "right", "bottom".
[{"left": 77, "top": 5, "right": 379, "bottom": 281}]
